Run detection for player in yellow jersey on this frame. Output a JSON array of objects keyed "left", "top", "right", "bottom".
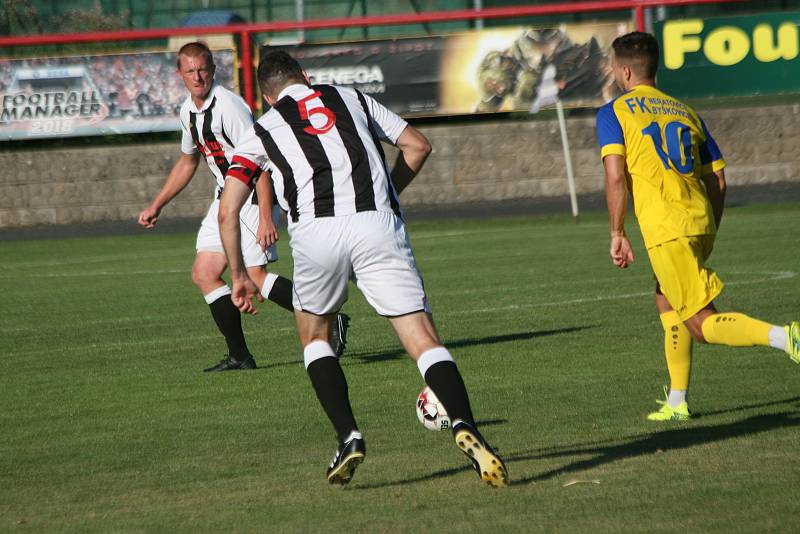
[{"left": 596, "top": 32, "right": 800, "bottom": 421}]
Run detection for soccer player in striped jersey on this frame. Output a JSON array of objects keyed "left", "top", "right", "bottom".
[
  {"left": 138, "top": 42, "right": 347, "bottom": 372},
  {"left": 596, "top": 32, "right": 800, "bottom": 421},
  {"left": 218, "top": 51, "right": 507, "bottom": 487}
]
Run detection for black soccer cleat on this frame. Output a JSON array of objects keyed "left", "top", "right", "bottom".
[
  {"left": 203, "top": 354, "right": 257, "bottom": 372},
  {"left": 452, "top": 420, "right": 508, "bottom": 488},
  {"left": 330, "top": 313, "right": 350, "bottom": 358},
  {"left": 326, "top": 431, "right": 366, "bottom": 486}
]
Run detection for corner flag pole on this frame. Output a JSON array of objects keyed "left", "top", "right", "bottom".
[{"left": 555, "top": 98, "right": 579, "bottom": 219}]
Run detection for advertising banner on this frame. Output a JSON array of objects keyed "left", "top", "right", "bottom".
[
  {"left": 265, "top": 37, "right": 445, "bottom": 115},
  {"left": 655, "top": 12, "right": 800, "bottom": 98},
  {"left": 266, "top": 21, "right": 630, "bottom": 117},
  {"left": 0, "top": 49, "right": 237, "bottom": 140}
]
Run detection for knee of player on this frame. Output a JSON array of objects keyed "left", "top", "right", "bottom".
[
  {"left": 690, "top": 330, "right": 708, "bottom": 344},
  {"left": 686, "top": 322, "right": 708, "bottom": 343},
  {"left": 191, "top": 263, "right": 222, "bottom": 288}
]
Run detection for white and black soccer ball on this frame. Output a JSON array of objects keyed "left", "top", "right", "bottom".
[{"left": 415, "top": 386, "right": 451, "bottom": 431}]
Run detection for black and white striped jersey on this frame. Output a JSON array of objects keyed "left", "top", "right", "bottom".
[
  {"left": 226, "top": 83, "right": 408, "bottom": 223},
  {"left": 180, "top": 83, "right": 255, "bottom": 192}
]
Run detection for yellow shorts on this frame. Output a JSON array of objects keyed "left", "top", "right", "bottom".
[{"left": 647, "top": 234, "right": 724, "bottom": 321}]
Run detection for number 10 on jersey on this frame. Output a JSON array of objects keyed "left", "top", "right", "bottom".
[{"left": 642, "top": 120, "right": 695, "bottom": 174}]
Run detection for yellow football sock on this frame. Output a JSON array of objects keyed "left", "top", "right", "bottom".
[
  {"left": 700, "top": 312, "right": 771, "bottom": 347},
  {"left": 660, "top": 311, "right": 692, "bottom": 390}
]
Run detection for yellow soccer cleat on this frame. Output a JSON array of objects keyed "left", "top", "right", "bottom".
[
  {"left": 786, "top": 322, "right": 800, "bottom": 364},
  {"left": 647, "top": 392, "right": 692, "bottom": 421},
  {"left": 452, "top": 421, "right": 508, "bottom": 488}
]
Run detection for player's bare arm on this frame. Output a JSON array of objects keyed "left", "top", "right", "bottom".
[
  {"left": 254, "top": 170, "right": 278, "bottom": 251},
  {"left": 603, "top": 153, "right": 634, "bottom": 269},
  {"left": 701, "top": 168, "right": 727, "bottom": 230},
  {"left": 390, "top": 126, "right": 432, "bottom": 194},
  {"left": 138, "top": 152, "right": 200, "bottom": 228},
  {"left": 218, "top": 178, "right": 263, "bottom": 315}
]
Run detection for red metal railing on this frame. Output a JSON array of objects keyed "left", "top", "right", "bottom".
[{"left": 0, "top": 0, "right": 745, "bottom": 110}]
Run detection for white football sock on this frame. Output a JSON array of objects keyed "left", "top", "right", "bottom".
[
  {"left": 260, "top": 272, "right": 279, "bottom": 299},
  {"left": 768, "top": 326, "right": 788, "bottom": 351},
  {"left": 416, "top": 346, "right": 454, "bottom": 378},
  {"left": 203, "top": 285, "right": 231, "bottom": 304},
  {"left": 343, "top": 430, "right": 363, "bottom": 443},
  {"left": 668, "top": 389, "right": 687, "bottom": 407},
  {"left": 303, "top": 340, "right": 335, "bottom": 369}
]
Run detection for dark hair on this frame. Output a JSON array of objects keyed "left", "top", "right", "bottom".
[
  {"left": 177, "top": 41, "right": 214, "bottom": 70},
  {"left": 257, "top": 50, "right": 307, "bottom": 99},
  {"left": 612, "top": 31, "right": 659, "bottom": 79}
]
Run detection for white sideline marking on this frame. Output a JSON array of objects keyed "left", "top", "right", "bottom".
[
  {"left": 6, "top": 270, "right": 794, "bottom": 351},
  {"left": 0, "top": 268, "right": 188, "bottom": 278},
  {"left": 411, "top": 223, "right": 606, "bottom": 241},
  {"left": 449, "top": 271, "right": 797, "bottom": 315},
  {"left": 1, "top": 248, "right": 191, "bottom": 269},
  {"left": 7, "top": 325, "right": 298, "bottom": 355}
]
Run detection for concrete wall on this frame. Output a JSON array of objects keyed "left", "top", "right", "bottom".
[{"left": 1, "top": 103, "right": 798, "bottom": 228}]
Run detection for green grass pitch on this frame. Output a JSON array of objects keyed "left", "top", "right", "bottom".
[{"left": 1, "top": 202, "right": 799, "bottom": 532}]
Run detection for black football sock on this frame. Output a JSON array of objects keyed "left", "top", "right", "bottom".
[
  {"left": 424, "top": 361, "right": 475, "bottom": 426},
  {"left": 264, "top": 274, "right": 294, "bottom": 312},
  {"left": 208, "top": 294, "right": 251, "bottom": 361},
  {"left": 306, "top": 355, "right": 358, "bottom": 443}
]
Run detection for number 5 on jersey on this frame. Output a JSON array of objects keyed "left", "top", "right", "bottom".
[{"left": 297, "top": 91, "right": 336, "bottom": 135}]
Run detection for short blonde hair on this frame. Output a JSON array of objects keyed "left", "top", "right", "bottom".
[{"left": 177, "top": 42, "right": 214, "bottom": 70}]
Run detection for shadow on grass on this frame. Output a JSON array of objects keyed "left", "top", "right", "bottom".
[
  {"left": 476, "top": 418, "right": 508, "bottom": 428},
  {"left": 525, "top": 396, "right": 800, "bottom": 457},
  {"left": 697, "top": 395, "right": 800, "bottom": 418},
  {"left": 353, "top": 398, "right": 800, "bottom": 490},
  {"left": 248, "top": 325, "right": 593, "bottom": 370},
  {"left": 510, "top": 410, "right": 800, "bottom": 485},
  {"left": 350, "top": 326, "right": 594, "bottom": 364}
]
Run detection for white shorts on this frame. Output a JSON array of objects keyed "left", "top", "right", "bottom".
[
  {"left": 289, "top": 211, "right": 430, "bottom": 316},
  {"left": 196, "top": 197, "right": 279, "bottom": 267}
]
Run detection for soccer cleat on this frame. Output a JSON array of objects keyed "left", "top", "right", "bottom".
[
  {"left": 203, "top": 355, "right": 257, "bottom": 372},
  {"left": 452, "top": 421, "right": 508, "bottom": 488},
  {"left": 326, "top": 431, "right": 366, "bottom": 486},
  {"left": 785, "top": 322, "right": 800, "bottom": 364},
  {"left": 647, "top": 399, "right": 692, "bottom": 421},
  {"left": 330, "top": 313, "right": 350, "bottom": 358}
]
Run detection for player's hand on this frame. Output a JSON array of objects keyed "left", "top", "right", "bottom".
[
  {"left": 231, "top": 275, "right": 264, "bottom": 315},
  {"left": 137, "top": 206, "right": 160, "bottom": 229},
  {"left": 610, "top": 235, "right": 634, "bottom": 269},
  {"left": 256, "top": 219, "right": 279, "bottom": 251}
]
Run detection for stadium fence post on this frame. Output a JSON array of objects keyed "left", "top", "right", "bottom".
[
  {"left": 240, "top": 30, "right": 256, "bottom": 111},
  {"left": 634, "top": 5, "right": 646, "bottom": 31},
  {"left": 556, "top": 99, "right": 579, "bottom": 220}
]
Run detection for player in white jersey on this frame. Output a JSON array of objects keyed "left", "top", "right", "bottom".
[
  {"left": 138, "top": 42, "right": 348, "bottom": 372},
  {"left": 218, "top": 51, "right": 508, "bottom": 487}
]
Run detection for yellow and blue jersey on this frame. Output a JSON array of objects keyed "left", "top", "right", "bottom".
[{"left": 596, "top": 84, "right": 726, "bottom": 248}]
